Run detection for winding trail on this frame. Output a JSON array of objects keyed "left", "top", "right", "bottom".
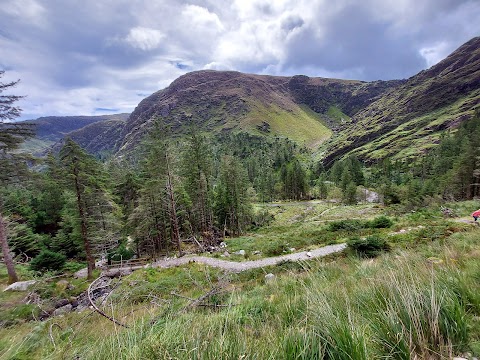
[
  {"left": 75, "top": 244, "right": 347, "bottom": 278},
  {"left": 152, "top": 243, "right": 347, "bottom": 272}
]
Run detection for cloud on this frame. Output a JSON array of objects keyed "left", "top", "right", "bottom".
[
  {"left": 124, "top": 27, "right": 165, "bottom": 51},
  {"left": 0, "top": 0, "right": 479, "bottom": 120},
  {"left": 1, "top": 0, "right": 46, "bottom": 28}
]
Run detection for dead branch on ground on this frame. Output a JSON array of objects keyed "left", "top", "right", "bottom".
[{"left": 87, "top": 276, "right": 129, "bottom": 328}]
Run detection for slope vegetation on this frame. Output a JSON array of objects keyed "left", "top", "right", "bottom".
[
  {"left": 117, "top": 71, "right": 400, "bottom": 153},
  {"left": 323, "top": 36, "right": 480, "bottom": 164}
]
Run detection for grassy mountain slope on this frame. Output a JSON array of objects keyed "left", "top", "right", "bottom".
[
  {"left": 323, "top": 36, "right": 480, "bottom": 165},
  {"left": 117, "top": 71, "right": 400, "bottom": 153}
]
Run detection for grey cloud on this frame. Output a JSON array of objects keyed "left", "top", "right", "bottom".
[
  {"left": 281, "top": 16, "right": 304, "bottom": 33},
  {"left": 282, "top": 0, "right": 480, "bottom": 80}
]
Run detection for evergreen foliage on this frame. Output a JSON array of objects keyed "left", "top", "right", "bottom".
[
  {"left": 29, "top": 249, "right": 66, "bottom": 272},
  {"left": 347, "top": 235, "right": 390, "bottom": 258},
  {"left": 214, "top": 155, "right": 252, "bottom": 236},
  {"left": 0, "top": 71, "right": 34, "bottom": 284}
]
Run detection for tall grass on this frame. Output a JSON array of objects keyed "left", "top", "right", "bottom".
[
  {"left": 75, "top": 248, "right": 477, "bottom": 360},
  {"left": 2, "top": 232, "right": 479, "bottom": 359}
]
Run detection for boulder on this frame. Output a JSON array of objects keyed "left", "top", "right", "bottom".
[
  {"left": 264, "top": 273, "right": 276, "bottom": 283},
  {"left": 102, "top": 268, "right": 133, "bottom": 278},
  {"left": 3, "top": 280, "right": 36, "bottom": 292},
  {"left": 235, "top": 250, "right": 246, "bottom": 256},
  {"left": 53, "top": 304, "right": 72, "bottom": 316},
  {"left": 306, "top": 252, "right": 313, "bottom": 257},
  {"left": 55, "top": 298, "right": 70, "bottom": 308}
]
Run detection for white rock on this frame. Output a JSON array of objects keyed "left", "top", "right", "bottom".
[
  {"left": 289, "top": 248, "right": 296, "bottom": 252},
  {"left": 306, "top": 252, "right": 313, "bottom": 257},
  {"left": 223, "top": 251, "right": 230, "bottom": 257},
  {"left": 219, "top": 242, "right": 227, "bottom": 248},
  {"left": 264, "top": 273, "right": 275, "bottom": 282},
  {"left": 235, "top": 250, "right": 246, "bottom": 256},
  {"left": 252, "top": 250, "right": 261, "bottom": 255},
  {"left": 3, "top": 280, "right": 36, "bottom": 292}
]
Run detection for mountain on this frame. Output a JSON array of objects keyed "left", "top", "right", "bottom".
[
  {"left": 117, "top": 71, "right": 401, "bottom": 153},
  {"left": 21, "top": 114, "right": 129, "bottom": 154},
  {"left": 51, "top": 118, "right": 127, "bottom": 157},
  {"left": 322, "top": 36, "right": 480, "bottom": 165},
  {"left": 24, "top": 37, "right": 480, "bottom": 165}
]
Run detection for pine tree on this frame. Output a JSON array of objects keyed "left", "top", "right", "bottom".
[
  {"left": 0, "top": 72, "right": 33, "bottom": 283},
  {"left": 130, "top": 120, "right": 183, "bottom": 257},
  {"left": 181, "top": 131, "right": 214, "bottom": 242},
  {"left": 58, "top": 139, "right": 119, "bottom": 279},
  {"left": 215, "top": 156, "right": 252, "bottom": 236}
]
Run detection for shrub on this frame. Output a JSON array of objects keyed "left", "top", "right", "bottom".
[
  {"left": 328, "top": 219, "right": 364, "bottom": 232},
  {"left": 347, "top": 235, "right": 390, "bottom": 258},
  {"left": 30, "top": 249, "right": 66, "bottom": 272},
  {"left": 109, "top": 244, "right": 134, "bottom": 262},
  {"left": 367, "top": 216, "right": 393, "bottom": 229}
]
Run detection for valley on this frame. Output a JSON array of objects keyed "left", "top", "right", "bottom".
[{"left": 1, "top": 36, "right": 480, "bottom": 360}]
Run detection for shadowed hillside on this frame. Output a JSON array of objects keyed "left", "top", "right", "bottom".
[
  {"left": 21, "top": 114, "right": 129, "bottom": 155},
  {"left": 323, "top": 36, "right": 480, "bottom": 165}
]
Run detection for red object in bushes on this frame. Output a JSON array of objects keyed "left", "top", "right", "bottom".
[{"left": 472, "top": 210, "right": 480, "bottom": 217}]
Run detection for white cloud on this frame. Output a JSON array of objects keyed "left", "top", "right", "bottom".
[
  {"left": 125, "top": 27, "right": 165, "bottom": 51},
  {"left": 1, "top": 0, "right": 46, "bottom": 27},
  {"left": 419, "top": 42, "right": 450, "bottom": 67}
]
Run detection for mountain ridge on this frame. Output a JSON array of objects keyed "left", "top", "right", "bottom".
[{"left": 24, "top": 37, "right": 480, "bottom": 164}]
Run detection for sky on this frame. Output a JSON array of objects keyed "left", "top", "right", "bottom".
[{"left": 1, "top": 0, "right": 479, "bottom": 120}]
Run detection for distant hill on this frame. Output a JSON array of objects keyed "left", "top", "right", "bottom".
[
  {"left": 21, "top": 114, "right": 129, "bottom": 155},
  {"left": 51, "top": 118, "right": 127, "bottom": 157},
  {"left": 23, "top": 37, "right": 480, "bottom": 165}
]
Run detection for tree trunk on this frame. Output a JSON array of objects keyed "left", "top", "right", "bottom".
[
  {"left": 72, "top": 158, "right": 95, "bottom": 279},
  {"left": 0, "top": 212, "right": 18, "bottom": 284}
]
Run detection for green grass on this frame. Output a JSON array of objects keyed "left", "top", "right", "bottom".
[
  {"left": 327, "top": 105, "right": 351, "bottom": 123},
  {"left": 224, "top": 203, "right": 387, "bottom": 258},
  {"left": 241, "top": 102, "right": 332, "bottom": 148}
]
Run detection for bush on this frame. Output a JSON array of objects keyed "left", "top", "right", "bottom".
[
  {"left": 367, "top": 216, "right": 393, "bottom": 229},
  {"left": 30, "top": 249, "right": 67, "bottom": 272},
  {"left": 347, "top": 235, "right": 390, "bottom": 258},
  {"left": 328, "top": 219, "right": 364, "bottom": 232},
  {"left": 109, "top": 244, "right": 134, "bottom": 262}
]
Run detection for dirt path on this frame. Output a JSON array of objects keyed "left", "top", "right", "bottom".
[
  {"left": 152, "top": 243, "right": 347, "bottom": 272},
  {"left": 75, "top": 244, "right": 347, "bottom": 277}
]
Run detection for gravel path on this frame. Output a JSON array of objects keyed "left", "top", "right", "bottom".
[
  {"left": 152, "top": 243, "right": 347, "bottom": 272},
  {"left": 75, "top": 243, "right": 347, "bottom": 277}
]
